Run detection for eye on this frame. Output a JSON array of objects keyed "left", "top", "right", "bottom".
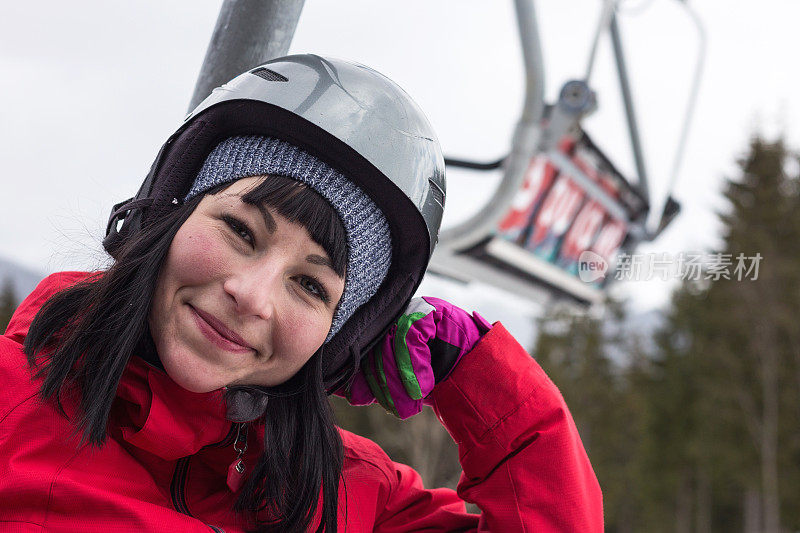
[
  {"left": 222, "top": 214, "right": 254, "bottom": 246},
  {"left": 296, "top": 275, "right": 330, "bottom": 303}
]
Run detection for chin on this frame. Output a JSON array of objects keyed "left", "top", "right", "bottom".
[
  {"left": 159, "top": 348, "right": 229, "bottom": 394},
  {"left": 167, "top": 369, "right": 224, "bottom": 394},
  {"left": 172, "top": 377, "right": 223, "bottom": 394}
]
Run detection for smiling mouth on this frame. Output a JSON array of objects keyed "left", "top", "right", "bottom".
[{"left": 189, "top": 305, "right": 253, "bottom": 354}]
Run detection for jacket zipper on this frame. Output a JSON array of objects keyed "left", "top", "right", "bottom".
[
  {"left": 170, "top": 422, "right": 241, "bottom": 531},
  {"left": 170, "top": 456, "right": 192, "bottom": 515}
]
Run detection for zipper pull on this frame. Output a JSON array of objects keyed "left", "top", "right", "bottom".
[{"left": 226, "top": 423, "right": 249, "bottom": 492}]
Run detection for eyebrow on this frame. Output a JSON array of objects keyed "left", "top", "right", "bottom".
[
  {"left": 238, "top": 197, "right": 340, "bottom": 277},
  {"left": 253, "top": 204, "right": 277, "bottom": 234},
  {"left": 306, "top": 254, "right": 336, "bottom": 272}
]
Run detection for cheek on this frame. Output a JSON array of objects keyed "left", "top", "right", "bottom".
[
  {"left": 277, "top": 310, "right": 331, "bottom": 363},
  {"left": 245, "top": 310, "right": 330, "bottom": 387},
  {"left": 167, "top": 227, "right": 231, "bottom": 285},
  {"left": 151, "top": 225, "right": 231, "bottom": 328}
]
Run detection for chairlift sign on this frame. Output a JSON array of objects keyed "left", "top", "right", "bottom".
[{"left": 467, "top": 131, "right": 646, "bottom": 302}]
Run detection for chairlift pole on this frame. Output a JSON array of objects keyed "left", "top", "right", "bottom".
[
  {"left": 642, "top": 1, "right": 706, "bottom": 240},
  {"left": 584, "top": 0, "right": 616, "bottom": 82},
  {"left": 608, "top": 13, "right": 650, "bottom": 210},
  {"left": 666, "top": 2, "right": 705, "bottom": 197},
  {"left": 438, "top": 0, "right": 546, "bottom": 252},
  {"left": 188, "top": 0, "right": 305, "bottom": 111}
]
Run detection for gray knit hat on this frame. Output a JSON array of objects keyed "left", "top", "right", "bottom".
[{"left": 185, "top": 135, "right": 392, "bottom": 341}]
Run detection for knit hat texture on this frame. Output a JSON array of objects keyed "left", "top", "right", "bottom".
[{"left": 185, "top": 135, "right": 392, "bottom": 341}]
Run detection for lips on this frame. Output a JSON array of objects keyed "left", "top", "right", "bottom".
[{"left": 190, "top": 305, "right": 253, "bottom": 353}]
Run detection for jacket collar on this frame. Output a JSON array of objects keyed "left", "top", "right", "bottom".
[{"left": 114, "top": 355, "right": 233, "bottom": 460}]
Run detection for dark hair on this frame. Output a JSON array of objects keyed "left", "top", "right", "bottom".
[{"left": 23, "top": 174, "right": 348, "bottom": 532}]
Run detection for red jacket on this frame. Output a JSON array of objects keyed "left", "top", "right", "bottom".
[{"left": 0, "top": 272, "right": 602, "bottom": 532}]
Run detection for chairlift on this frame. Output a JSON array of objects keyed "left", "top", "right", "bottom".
[
  {"left": 189, "top": 0, "right": 706, "bottom": 307},
  {"left": 432, "top": 0, "right": 705, "bottom": 305}
]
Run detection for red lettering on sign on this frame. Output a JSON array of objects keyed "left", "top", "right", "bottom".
[
  {"left": 558, "top": 201, "right": 606, "bottom": 262},
  {"left": 498, "top": 157, "right": 555, "bottom": 237},
  {"left": 528, "top": 177, "right": 584, "bottom": 247},
  {"left": 592, "top": 219, "right": 627, "bottom": 262}
]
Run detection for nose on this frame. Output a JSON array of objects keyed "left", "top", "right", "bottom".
[{"left": 223, "top": 263, "right": 280, "bottom": 320}]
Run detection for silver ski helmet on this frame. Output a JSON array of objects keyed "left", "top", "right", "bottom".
[{"left": 104, "top": 54, "right": 446, "bottom": 393}]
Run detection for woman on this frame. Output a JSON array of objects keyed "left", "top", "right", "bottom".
[{"left": 0, "top": 55, "right": 602, "bottom": 531}]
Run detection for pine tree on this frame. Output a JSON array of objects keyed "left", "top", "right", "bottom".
[
  {"left": 707, "top": 136, "right": 800, "bottom": 532},
  {"left": 0, "top": 278, "right": 17, "bottom": 334},
  {"left": 639, "top": 284, "right": 730, "bottom": 533},
  {"left": 650, "top": 136, "right": 800, "bottom": 532}
]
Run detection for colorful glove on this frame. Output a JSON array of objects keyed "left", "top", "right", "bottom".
[{"left": 343, "top": 296, "right": 492, "bottom": 419}]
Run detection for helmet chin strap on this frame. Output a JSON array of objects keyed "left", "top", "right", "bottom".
[{"left": 223, "top": 345, "right": 326, "bottom": 422}]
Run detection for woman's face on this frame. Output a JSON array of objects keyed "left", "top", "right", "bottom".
[{"left": 148, "top": 176, "right": 345, "bottom": 393}]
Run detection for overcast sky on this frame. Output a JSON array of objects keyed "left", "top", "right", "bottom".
[{"left": 2, "top": 1, "right": 798, "bottom": 344}]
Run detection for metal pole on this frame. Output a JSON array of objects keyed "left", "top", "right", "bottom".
[
  {"left": 514, "top": 0, "right": 547, "bottom": 125},
  {"left": 665, "top": 2, "right": 706, "bottom": 198},
  {"left": 188, "top": 0, "right": 305, "bottom": 111},
  {"left": 438, "top": 0, "right": 546, "bottom": 251},
  {"left": 609, "top": 13, "right": 650, "bottom": 207},
  {"left": 584, "top": 0, "right": 616, "bottom": 82}
]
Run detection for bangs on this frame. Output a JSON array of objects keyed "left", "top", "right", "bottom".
[{"left": 240, "top": 175, "right": 348, "bottom": 277}]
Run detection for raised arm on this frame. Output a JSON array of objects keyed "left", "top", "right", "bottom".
[
  {"left": 344, "top": 297, "right": 603, "bottom": 531},
  {"left": 429, "top": 322, "right": 603, "bottom": 531}
]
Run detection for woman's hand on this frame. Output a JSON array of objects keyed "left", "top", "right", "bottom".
[{"left": 342, "top": 296, "right": 492, "bottom": 419}]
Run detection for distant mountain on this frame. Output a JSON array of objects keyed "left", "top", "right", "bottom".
[{"left": 0, "top": 257, "right": 45, "bottom": 305}]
